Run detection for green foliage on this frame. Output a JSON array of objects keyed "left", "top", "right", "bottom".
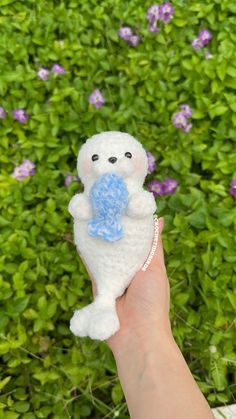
[{"left": 0, "top": 0, "right": 235, "bottom": 417}]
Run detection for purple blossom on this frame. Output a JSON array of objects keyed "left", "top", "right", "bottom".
[
  {"left": 162, "top": 178, "right": 178, "bottom": 194},
  {"left": 173, "top": 104, "right": 193, "bottom": 132},
  {"left": 146, "top": 4, "right": 160, "bottom": 22},
  {"left": 147, "top": 178, "right": 178, "bottom": 196},
  {"left": 191, "top": 37, "right": 203, "bottom": 49},
  {"left": 148, "top": 21, "right": 159, "bottom": 33},
  {"left": 51, "top": 64, "right": 66, "bottom": 74},
  {"left": 37, "top": 67, "right": 49, "bottom": 80},
  {"left": 180, "top": 104, "right": 192, "bottom": 118},
  {"left": 128, "top": 35, "right": 140, "bottom": 47},
  {"left": 21, "top": 159, "right": 36, "bottom": 175},
  {"left": 147, "top": 180, "right": 164, "bottom": 196},
  {"left": 146, "top": 151, "right": 156, "bottom": 174},
  {"left": 12, "top": 166, "right": 29, "bottom": 181},
  {"left": 0, "top": 106, "right": 6, "bottom": 119},
  {"left": 64, "top": 174, "right": 78, "bottom": 187},
  {"left": 12, "top": 160, "right": 35, "bottom": 181},
  {"left": 159, "top": 2, "right": 174, "bottom": 23},
  {"left": 199, "top": 29, "right": 212, "bottom": 46},
  {"left": 13, "top": 109, "right": 29, "bottom": 123},
  {"left": 118, "top": 27, "right": 133, "bottom": 40},
  {"left": 89, "top": 89, "right": 105, "bottom": 108},
  {"left": 183, "top": 123, "right": 192, "bottom": 133},
  {"left": 172, "top": 111, "right": 191, "bottom": 132},
  {"left": 230, "top": 179, "right": 236, "bottom": 196}
]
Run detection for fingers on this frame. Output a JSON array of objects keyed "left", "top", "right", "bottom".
[
  {"left": 141, "top": 216, "right": 166, "bottom": 272},
  {"left": 155, "top": 216, "right": 166, "bottom": 268}
]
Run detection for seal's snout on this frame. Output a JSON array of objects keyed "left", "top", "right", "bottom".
[{"left": 108, "top": 156, "right": 117, "bottom": 164}]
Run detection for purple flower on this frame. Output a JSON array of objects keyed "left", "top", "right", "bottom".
[
  {"left": 148, "top": 21, "right": 159, "bottom": 33},
  {"left": 89, "top": 89, "right": 105, "bottom": 109},
  {"left": 64, "top": 174, "right": 78, "bottom": 187},
  {"left": 37, "top": 67, "right": 49, "bottom": 80},
  {"left": 162, "top": 178, "right": 178, "bottom": 194},
  {"left": 230, "top": 179, "right": 236, "bottom": 196},
  {"left": 12, "top": 159, "right": 35, "bottom": 181},
  {"left": 128, "top": 35, "right": 140, "bottom": 47},
  {"left": 12, "top": 166, "right": 29, "bottom": 181},
  {"left": 146, "top": 151, "right": 156, "bottom": 174},
  {"left": 147, "top": 180, "right": 164, "bottom": 196},
  {"left": 146, "top": 4, "right": 160, "bottom": 22},
  {"left": 21, "top": 159, "right": 36, "bottom": 175},
  {"left": 0, "top": 106, "right": 6, "bottom": 119},
  {"left": 183, "top": 123, "right": 192, "bottom": 133},
  {"left": 199, "top": 29, "right": 212, "bottom": 46},
  {"left": 51, "top": 64, "right": 66, "bottom": 74},
  {"left": 180, "top": 104, "right": 192, "bottom": 118},
  {"left": 191, "top": 37, "right": 203, "bottom": 49},
  {"left": 119, "top": 27, "right": 133, "bottom": 40},
  {"left": 172, "top": 111, "right": 190, "bottom": 131},
  {"left": 13, "top": 109, "right": 29, "bottom": 123},
  {"left": 159, "top": 2, "right": 174, "bottom": 23}
]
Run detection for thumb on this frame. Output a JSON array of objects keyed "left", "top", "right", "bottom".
[
  {"left": 156, "top": 216, "right": 166, "bottom": 268},
  {"left": 141, "top": 216, "right": 166, "bottom": 272}
]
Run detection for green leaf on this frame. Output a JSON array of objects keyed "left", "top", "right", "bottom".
[
  {"left": 14, "top": 402, "right": 30, "bottom": 413},
  {"left": 0, "top": 216, "right": 10, "bottom": 226},
  {"left": 211, "top": 361, "right": 227, "bottom": 391},
  {"left": 216, "top": 62, "right": 227, "bottom": 81},
  {"left": 209, "top": 105, "right": 228, "bottom": 119},
  {"left": 226, "top": 66, "right": 236, "bottom": 78},
  {"left": 0, "top": 376, "right": 11, "bottom": 391},
  {"left": 173, "top": 19, "right": 186, "bottom": 27},
  {"left": 8, "top": 296, "right": 29, "bottom": 314},
  {"left": 111, "top": 383, "right": 124, "bottom": 404}
]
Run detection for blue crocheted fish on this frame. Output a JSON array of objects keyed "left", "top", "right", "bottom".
[{"left": 87, "top": 172, "right": 129, "bottom": 242}]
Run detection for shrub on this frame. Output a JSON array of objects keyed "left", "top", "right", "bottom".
[{"left": 0, "top": 0, "right": 235, "bottom": 417}]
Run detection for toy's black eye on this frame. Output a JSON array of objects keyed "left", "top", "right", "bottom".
[
  {"left": 91, "top": 154, "right": 99, "bottom": 161},
  {"left": 125, "top": 152, "right": 132, "bottom": 159}
]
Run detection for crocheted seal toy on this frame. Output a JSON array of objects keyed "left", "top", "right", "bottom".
[{"left": 68, "top": 131, "right": 157, "bottom": 340}]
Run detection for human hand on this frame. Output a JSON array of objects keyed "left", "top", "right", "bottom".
[
  {"left": 77, "top": 219, "right": 214, "bottom": 419},
  {"left": 77, "top": 216, "right": 172, "bottom": 355}
]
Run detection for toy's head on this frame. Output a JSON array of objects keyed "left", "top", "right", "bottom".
[{"left": 77, "top": 131, "right": 148, "bottom": 188}]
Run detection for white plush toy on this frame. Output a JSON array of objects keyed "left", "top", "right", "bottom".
[{"left": 68, "top": 131, "right": 157, "bottom": 340}]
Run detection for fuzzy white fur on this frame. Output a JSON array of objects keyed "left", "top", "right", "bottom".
[{"left": 68, "top": 131, "right": 157, "bottom": 340}]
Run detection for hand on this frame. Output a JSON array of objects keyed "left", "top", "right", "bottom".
[
  {"left": 107, "top": 216, "right": 171, "bottom": 354},
  {"left": 77, "top": 217, "right": 172, "bottom": 354},
  {"left": 77, "top": 218, "right": 214, "bottom": 419}
]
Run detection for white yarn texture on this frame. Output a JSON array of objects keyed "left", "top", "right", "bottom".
[{"left": 68, "top": 131, "right": 157, "bottom": 340}]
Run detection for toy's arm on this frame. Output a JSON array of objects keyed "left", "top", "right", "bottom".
[
  {"left": 68, "top": 193, "right": 93, "bottom": 220},
  {"left": 126, "top": 190, "right": 156, "bottom": 219}
]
